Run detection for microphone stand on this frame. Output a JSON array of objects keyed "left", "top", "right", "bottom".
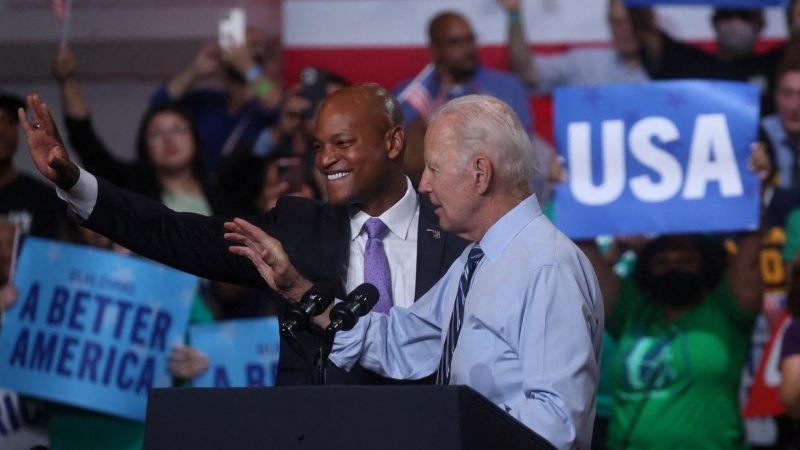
[
  {"left": 314, "top": 329, "right": 336, "bottom": 386},
  {"left": 279, "top": 324, "right": 318, "bottom": 384},
  {"left": 311, "top": 283, "right": 378, "bottom": 385}
]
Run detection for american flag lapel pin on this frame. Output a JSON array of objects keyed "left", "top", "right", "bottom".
[{"left": 426, "top": 228, "right": 441, "bottom": 239}]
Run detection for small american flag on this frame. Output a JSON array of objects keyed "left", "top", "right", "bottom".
[
  {"left": 51, "top": 0, "right": 67, "bottom": 21},
  {"left": 397, "top": 64, "right": 446, "bottom": 124}
]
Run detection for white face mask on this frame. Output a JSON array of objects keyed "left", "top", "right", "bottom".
[{"left": 716, "top": 19, "right": 758, "bottom": 56}]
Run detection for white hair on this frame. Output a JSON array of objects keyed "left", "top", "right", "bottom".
[{"left": 430, "top": 95, "right": 539, "bottom": 187}]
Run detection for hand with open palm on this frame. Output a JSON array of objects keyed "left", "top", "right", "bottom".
[
  {"left": 18, "top": 94, "right": 79, "bottom": 190},
  {"left": 223, "top": 217, "right": 312, "bottom": 303}
]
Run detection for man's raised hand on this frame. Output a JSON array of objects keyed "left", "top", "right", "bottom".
[
  {"left": 19, "top": 94, "right": 79, "bottom": 190},
  {"left": 223, "top": 218, "right": 312, "bottom": 302}
]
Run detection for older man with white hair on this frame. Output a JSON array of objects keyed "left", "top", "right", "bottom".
[{"left": 228, "top": 94, "right": 603, "bottom": 449}]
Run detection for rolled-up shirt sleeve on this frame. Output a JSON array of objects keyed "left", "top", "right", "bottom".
[{"left": 509, "top": 263, "right": 601, "bottom": 450}]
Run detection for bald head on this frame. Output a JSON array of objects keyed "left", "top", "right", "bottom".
[
  {"left": 314, "top": 84, "right": 408, "bottom": 217},
  {"left": 428, "top": 12, "right": 470, "bottom": 44},
  {"left": 320, "top": 83, "right": 404, "bottom": 133},
  {"left": 426, "top": 12, "right": 478, "bottom": 83}
]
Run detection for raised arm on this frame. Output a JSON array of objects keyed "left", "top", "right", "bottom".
[
  {"left": 219, "top": 39, "right": 283, "bottom": 111},
  {"left": 19, "top": 95, "right": 269, "bottom": 288},
  {"left": 628, "top": 7, "right": 662, "bottom": 72},
  {"left": 52, "top": 47, "right": 133, "bottom": 183},
  {"left": 164, "top": 43, "right": 222, "bottom": 101},
  {"left": 52, "top": 46, "right": 88, "bottom": 120},
  {"left": 499, "top": 0, "right": 537, "bottom": 88}
]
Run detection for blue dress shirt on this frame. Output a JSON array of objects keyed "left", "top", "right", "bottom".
[{"left": 331, "top": 195, "right": 604, "bottom": 449}]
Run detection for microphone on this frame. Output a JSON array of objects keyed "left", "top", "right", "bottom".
[
  {"left": 281, "top": 282, "right": 335, "bottom": 337},
  {"left": 326, "top": 283, "right": 380, "bottom": 334}
]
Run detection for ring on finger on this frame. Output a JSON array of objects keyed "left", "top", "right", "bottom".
[{"left": 32, "top": 123, "right": 41, "bottom": 130}]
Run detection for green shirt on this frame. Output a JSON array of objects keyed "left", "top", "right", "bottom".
[
  {"left": 161, "top": 191, "right": 213, "bottom": 217},
  {"left": 606, "top": 278, "right": 756, "bottom": 450},
  {"left": 783, "top": 207, "right": 800, "bottom": 262}
]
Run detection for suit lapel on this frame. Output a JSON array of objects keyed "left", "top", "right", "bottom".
[
  {"left": 320, "top": 205, "right": 351, "bottom": 298},
  {"left": 414, "top": 195, "right": 447, "bottom": 300}
]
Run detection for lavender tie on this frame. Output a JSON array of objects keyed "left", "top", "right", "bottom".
[{"left": 363, "top": 218, "right": 393, "bottom": 314}]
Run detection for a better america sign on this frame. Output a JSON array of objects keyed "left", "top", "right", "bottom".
[
  {"left": 553, "top": 80, "right": 760, "bottom": 239},
  {"left": 189, "top": 318, "right": 281, "bottom": 388},
  {"left": 0, "top": 238, "right": 196, "bottom": 422}
]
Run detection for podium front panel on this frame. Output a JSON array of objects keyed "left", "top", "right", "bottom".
[{"left": 143, "top": 386, "right": 554, "bottom": 450}]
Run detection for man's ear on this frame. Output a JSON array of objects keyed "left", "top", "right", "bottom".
[
  {"left": 475, "top": 155, "right": 493, "bottom": 195},
  {"left": 386, "top": 126, "right": 405, "bottom": 160}
]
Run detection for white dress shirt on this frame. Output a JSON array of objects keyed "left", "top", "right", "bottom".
[{"left": 345, "top": 178, "right": 419, "bottom": 308}]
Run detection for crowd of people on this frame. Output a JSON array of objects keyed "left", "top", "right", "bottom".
[{"left": 3, "top": 0, "right": 800, "bottom": 449}]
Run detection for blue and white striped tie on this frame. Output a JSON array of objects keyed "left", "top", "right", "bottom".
[{"left": 436, "top": 244, "right": 485, "bottom": 385}]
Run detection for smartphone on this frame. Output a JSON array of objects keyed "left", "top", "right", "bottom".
[
  {"left": 300, "top": 67, "right": 329, "bottom": 120},
  {"left": 219, "top": 8, "right": 246, "bottom": 51},
  {"left": 278, "top": 157, "right": 305, "bottom": 193}
]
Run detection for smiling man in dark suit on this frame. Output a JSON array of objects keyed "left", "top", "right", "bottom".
[{"left": 19, "top": 85, "right": 468, "bottom": 385}]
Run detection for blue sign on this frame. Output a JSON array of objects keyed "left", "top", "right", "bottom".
[
  {"left": 0, "top": 389, "right": 48, "bottom": 448},
  {"left": 553, "top": 80, "right": 760, "bottom": 239},
  {"left": 625, "top": 0, "right": 788, "bottom": 6},
  {"left": 0, "top": 238, "right": 196, "bottom": 422},
  {"left": 189, "top": 318, "right": 280, "bottom": 388}
]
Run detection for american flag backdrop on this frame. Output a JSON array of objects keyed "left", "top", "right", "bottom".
[{"left": 281, "top": 0, "right": 788, "bottom": 142}]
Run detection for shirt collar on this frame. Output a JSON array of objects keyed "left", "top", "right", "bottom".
[
  {"left": 477, "top": 195, "right": 542, "bottom": 263},
  {"left": 349, "top": 177, "right": 418, "bottom": 241}
]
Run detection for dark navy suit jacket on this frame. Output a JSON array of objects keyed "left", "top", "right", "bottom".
[{"left": 84, "top": 177, "right": 469, "bottom": 385}]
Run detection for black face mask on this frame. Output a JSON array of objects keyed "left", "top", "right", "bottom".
[{"left": 642, "top": 270, "right": 705, "bottom": 309}]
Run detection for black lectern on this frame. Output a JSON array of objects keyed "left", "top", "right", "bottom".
[{"left": 143, "top": 385, "right": 556, "bottom": 450}]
